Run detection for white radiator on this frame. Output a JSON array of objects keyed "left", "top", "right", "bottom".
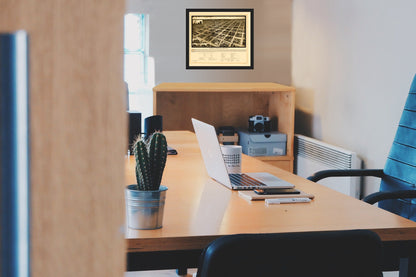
[{"left": 294, "top": 135, "right": 362, "bottom": 198}]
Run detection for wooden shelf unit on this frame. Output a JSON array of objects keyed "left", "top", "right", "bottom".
[{"left": 153, "top": 82, "right": 295, "bottom": 172}]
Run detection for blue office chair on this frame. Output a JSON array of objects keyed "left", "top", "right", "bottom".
[
  {"left": 308, "top": 74, "right": 416, "bottom": 221},
  {"left": 196, "top": 230, "right": 383, "bottom": 277}
]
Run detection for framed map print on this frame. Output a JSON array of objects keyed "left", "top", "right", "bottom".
[{"left": 186, "top": 9, "right": 254, "bottom": 69}]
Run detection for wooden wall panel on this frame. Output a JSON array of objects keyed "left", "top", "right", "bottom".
[{"left": 0, "top": 1, "right": 126, "bottom": 276}]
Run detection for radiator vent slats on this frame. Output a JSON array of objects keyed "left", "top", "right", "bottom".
[
  {"left": 294, "top": 134, "right": 361, "bottom": 199},
  {"left": 295, "top": 136, "right": 354, "bottom": 169}
]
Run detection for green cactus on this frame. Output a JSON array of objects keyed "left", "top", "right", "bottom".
[{"left": 133, "top": 132, "right": 168, "bottom": 190}]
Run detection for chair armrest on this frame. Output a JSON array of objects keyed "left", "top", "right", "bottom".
[
  {"left": 363, "top": 190, "right": 416, "bottom": 205},
  {"left": 307, "top": 169, "right": 385, "bottom": 182}
]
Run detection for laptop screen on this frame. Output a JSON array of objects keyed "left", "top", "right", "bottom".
[{"left": 191, "top": 118, "right": 232, "bottom": 187}]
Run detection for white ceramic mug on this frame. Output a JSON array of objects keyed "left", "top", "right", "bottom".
[{"left": 220, "top": 145, "right": 242, "bottom": 174}]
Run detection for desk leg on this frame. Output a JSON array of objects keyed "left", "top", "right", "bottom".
[{"left": 399, "top": 257, "right": 416, "bottom": 277}]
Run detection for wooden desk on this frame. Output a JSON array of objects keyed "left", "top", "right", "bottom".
[{"left": 125, "top": 131, "right": 416, "bottom": 273}]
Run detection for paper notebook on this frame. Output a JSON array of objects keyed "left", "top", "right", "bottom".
[{"left": 238, "top": 190, "right": 315, "bottom": 201}]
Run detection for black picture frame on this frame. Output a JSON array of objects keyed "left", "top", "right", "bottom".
[{"left": 186, "top": 8, "right": 254, "bottom": 70}]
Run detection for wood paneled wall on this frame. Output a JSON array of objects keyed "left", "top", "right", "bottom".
[{"left": 0, "top": 1, "right": 126, "bottom": 276}]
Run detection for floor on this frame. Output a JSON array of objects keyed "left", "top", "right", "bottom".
[
  {"left": 384, "top": 272, "right": 399, "bottom": 277},
  {"left": 125, "top": 269, "right": 397, "bottom": 277},
  {"left": 125, "top": 269, "right": 197, "bottom": 277}
]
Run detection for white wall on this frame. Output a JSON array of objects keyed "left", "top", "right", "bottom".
[
  {"left": 125, "top": 0, "right": 416, "bottom": 195},
  {"left": 292, "top": 0, "right": 416, "bottom": 195},
  {"left": 126, "top": 0, "right": 292, "bottom": 85}
]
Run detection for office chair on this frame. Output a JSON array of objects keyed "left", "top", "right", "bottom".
[
  {"left": 196, "top": 230, "right": 382, "bottom": 277},
  {"left": 308, "top": 74, "right": 416, "bottom": 221}
]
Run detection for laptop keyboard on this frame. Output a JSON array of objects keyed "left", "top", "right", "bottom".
[{"left": 229, "top": 173, "right": 266, "bottom": 189}]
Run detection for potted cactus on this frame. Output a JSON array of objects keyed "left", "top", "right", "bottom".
[{"left": 125, "top": 132, "right": 168, "bottom": 230}]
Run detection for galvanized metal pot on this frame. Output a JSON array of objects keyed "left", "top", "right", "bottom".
[{"left": 125, "top": 185, "right": 168, "bottom": 230}]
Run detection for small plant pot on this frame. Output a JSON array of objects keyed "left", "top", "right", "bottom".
[{"left": 125, "top": 184, "right": 168, "bottom": 230}]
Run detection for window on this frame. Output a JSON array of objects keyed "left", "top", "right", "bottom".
[{"left": 124, "top": 13, "right": 154, "bottom": 120}]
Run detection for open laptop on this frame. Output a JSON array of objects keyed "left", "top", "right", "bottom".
[{"left": 191, "top": 118, "right": 295, "bottom": 190}]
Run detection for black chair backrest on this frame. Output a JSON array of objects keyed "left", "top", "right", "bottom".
[{"left": 197, "top": 230, "right": 382, "bottom": 277}]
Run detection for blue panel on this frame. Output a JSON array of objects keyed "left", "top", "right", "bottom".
[
  {"left": 0, "top": 31, "right": 30, "bottom": 277},
  {"left": 399, "top": 109, "right": 416, "bottom": 129},
  {"left": 394, "top": 126, "right": 416, "bottom": 148},
  {"left": 378, "top": 197, "right": 416, "bottom": 221},
  {"left": 381, "top": 74, "right": 416, "bottom": 220},
  {"left": 384, "top": 158, "right": 416, "bottom": 184},
  {"left": 388, "top": 142, "right": 416, "bottom": 167},
  {"left": 379, "top": 176, "right": 416, "bottom": 221},
  {"left": 404, "top": 93, "right": 416, "bottom": 111},
  {"left": 410, "top": 74, "right": 416, "bottom": 93}
]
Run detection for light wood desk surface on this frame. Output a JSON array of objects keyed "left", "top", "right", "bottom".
[{"left": 125, "top": 131, "right": 416, "bottom": 254}]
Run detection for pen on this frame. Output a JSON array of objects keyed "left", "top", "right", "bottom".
[{"left": 265, "top": 198, "right": 311, "bottom": 205}]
